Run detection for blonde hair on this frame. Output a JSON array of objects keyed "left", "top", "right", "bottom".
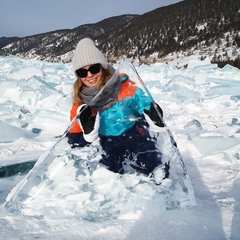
[{"left": 72, "top": 67, "right": 112, "bottom": 105}]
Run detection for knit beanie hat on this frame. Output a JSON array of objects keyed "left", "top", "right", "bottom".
[{"left": 72, "top": 38, "right": 108, "bottom": 72}]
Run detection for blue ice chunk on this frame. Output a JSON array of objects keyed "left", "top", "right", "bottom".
[
  {"left": 206, "top": 86, "right": 240, "bottom": 96},
  {"left": 206, "top": 77, "right": 240, "bottom": 86},
  {"left": 0, "top": 122, "right": 26, "bottom": 143},
  {"left": 184, "top": 119, "right": 203, "bottom": 131},
  {"left": 163, "top": 75, "right": 201, "bottom": 102},
  {"left": 192, "top": 136, "right": 240, "bottom": 155},
  {"left": 230, "top": 95, "right": 240, "bottom": 101}
]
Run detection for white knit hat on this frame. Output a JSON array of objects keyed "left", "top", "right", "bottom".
[{"left": 72, "top": 38, "right": 108, "bottom": 72}]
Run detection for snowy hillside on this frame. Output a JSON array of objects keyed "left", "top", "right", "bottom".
[{"left": 0, "top": 56, "right": 240, "bottom": 239}]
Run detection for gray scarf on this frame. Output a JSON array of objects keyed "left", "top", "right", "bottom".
[{"left": 79, "top": 67, "right": 121, "bottom": 111}]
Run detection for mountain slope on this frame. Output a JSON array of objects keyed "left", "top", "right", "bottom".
[
  {"left": 99, "top": 0, "right": 240, "bottom": 64},
  {"left": 0, "top": 37, "right": 21, "bottom": 49},
  {"left": 1, "top": 0, "right": 239, "bottom": 66},
  {"left": 0, "top": 15, "right": 138, "bottom": 62}
]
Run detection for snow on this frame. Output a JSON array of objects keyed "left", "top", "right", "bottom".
[{"left": 0, "top": 55, "right": 240, "bottom": 239}]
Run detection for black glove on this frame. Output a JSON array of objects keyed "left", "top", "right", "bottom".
[
  {"left": 77, "top": 104, "right": 100, "bottom": 143},
  {"left": 144, "top": 102, "right": 165, "bottom": 128},
  {"left": 67, "top": 132, "right": 89, "bottom": 148}
]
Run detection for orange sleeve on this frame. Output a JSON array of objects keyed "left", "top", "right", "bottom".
[
  {"left": 118, "top": 79, "right": 137, "bottom": 100},
  {"left": 69, "top": 104, "right": 83, "bottom": 133}
]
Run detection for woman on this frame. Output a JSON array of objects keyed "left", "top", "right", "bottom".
[{"left": 68, "top": 38, "right": 169, "bottom": 184}]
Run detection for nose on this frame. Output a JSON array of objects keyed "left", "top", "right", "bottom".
[{"left": 87, "top": 70, "right": 94, "bottom": 77}]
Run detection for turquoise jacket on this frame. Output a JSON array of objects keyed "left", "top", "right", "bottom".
[{"left": 99, "top": 74, "right": 151, "bottom": 136}]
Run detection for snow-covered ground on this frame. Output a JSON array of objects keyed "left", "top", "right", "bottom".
[{"left": 0, "top": 55, "right": 239, "bottom": 239}]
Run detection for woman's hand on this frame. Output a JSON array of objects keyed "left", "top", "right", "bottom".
[
  {"left": 77, "top": 104, "right": 100, "bottom": 143},
  {"left": 144, "top": 102, "right": 165, "bottom": 128}
]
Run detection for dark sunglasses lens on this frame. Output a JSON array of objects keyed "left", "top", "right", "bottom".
[
  {"left": 75, "top": 64, "right": 101, "bottom": 78},
  {"left": 89, "top": 64, "right": 101, "bottom": 74},
  {"left": 76, "top": 68, "right": 87, "bottom": 78}
]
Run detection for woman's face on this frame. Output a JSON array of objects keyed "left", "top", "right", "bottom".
[{"left": 80, "top": 64, "right": 102, "bottom": 87}]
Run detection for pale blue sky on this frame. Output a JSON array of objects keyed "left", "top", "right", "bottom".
[{"left": 0, "top": 0, "right": 181, "bottom": 37}]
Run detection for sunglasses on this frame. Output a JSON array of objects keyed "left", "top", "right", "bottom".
[{"left": 75, "top": 63, "right": 101, "bottom": 78}]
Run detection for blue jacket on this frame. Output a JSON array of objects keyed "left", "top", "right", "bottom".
[{"left": 99, "top": 74, "right": 151, "bottom": 136}]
